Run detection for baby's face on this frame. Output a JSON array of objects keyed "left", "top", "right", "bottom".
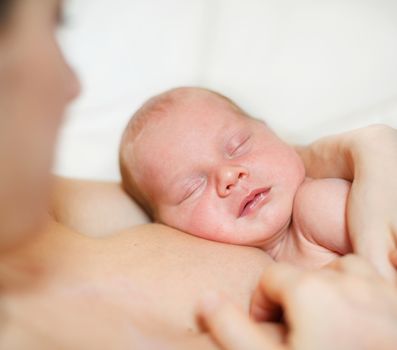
[{"left": 133, "top": 96, "right": 305, "bottom": 248}]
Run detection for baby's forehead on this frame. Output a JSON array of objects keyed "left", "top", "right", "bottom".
[
  {"left": 147, "top": 104, "right": 244, "bottom": 146},
  {"left": 138, "top": 113, "right": 249, "bottom": 174},
  {"left": 132, "top": 90, "right": 250, "bottom": 174},
  {"left": 139, "top": 97, "right": 234, "bottom": 139}
]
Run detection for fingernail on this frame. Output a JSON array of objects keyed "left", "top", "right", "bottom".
[
  {"left": 198, "top": 291, "right": 221, "bottom": 316},
  {"left": 390, "top": 250, "right": 397, "bottom": 262}
]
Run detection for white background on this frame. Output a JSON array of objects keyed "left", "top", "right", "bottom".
[{"left": 55, "top": 0, "right": 397, "bottom": 181}]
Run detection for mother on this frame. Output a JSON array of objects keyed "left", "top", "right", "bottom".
[{"left": 1, "top": 1, "right": 397, "bottom": 349}]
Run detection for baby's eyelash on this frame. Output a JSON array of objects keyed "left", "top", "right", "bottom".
[
  {"left": 230, "top": 135, "right": 251, "bottom": 156},
  {"left": 181, "top": 179, "right": 205, "bottom": 202},
  {"left": 183, "top": 187, "right": 196, "bottom": 200}
]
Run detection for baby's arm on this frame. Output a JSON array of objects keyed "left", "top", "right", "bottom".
[{"left": 292, "top": 178, "right": 352, "bottom": 254}]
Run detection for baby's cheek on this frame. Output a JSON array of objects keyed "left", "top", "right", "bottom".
[
  {"left": 266, "top": 149, "right": 305, "bottom": 190},
  {"left": 188, "top": 202, "right": 236, "bottom": 243}
]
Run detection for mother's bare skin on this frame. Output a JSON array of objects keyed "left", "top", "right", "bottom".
[{"left": 0, "top": 218, "right": 271, "bottom": 349}]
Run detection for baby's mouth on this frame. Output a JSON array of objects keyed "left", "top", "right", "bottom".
[{"left": 238, "top": 187, "right": 271, "bottom": 218}]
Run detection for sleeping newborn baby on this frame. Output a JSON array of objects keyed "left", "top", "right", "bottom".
[{"left": 120, "top": 87, "right": 352, "bottom": 268}]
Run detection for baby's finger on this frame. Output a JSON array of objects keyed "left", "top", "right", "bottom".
[{"left": 198, "top": 292, "right": 285, "bottom": 350}]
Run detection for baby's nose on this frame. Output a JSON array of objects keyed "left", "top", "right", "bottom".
[{"left": 216, "top": 165, "right": 248, "bottom": 197}]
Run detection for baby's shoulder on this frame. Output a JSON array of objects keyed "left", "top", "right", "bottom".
[
  {"left": 292, "top": 177, "right": 351, "bottom": 252},
  {"left": 294, "top": 177, "right": 351, "bottom": 209}
]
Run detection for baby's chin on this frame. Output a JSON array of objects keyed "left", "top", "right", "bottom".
[
  {"left": 221, "top": 213, "right": 292, "bottom": 247},
  {"left": 194, "top": 221, "right": 279, "bottom": 247},
  {"left": 222, "top": 230, "right": 282, "bottom": 247},
  {"left": 180, "top": 206, "right": 292, "bottom": 246}
]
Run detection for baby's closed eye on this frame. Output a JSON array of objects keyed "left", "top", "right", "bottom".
[
  {"left": 180, "top": 177, "right": 206, "bottom": 203},
  {"left": 226, "top": 132, "right": 252, "bottom": 158}
]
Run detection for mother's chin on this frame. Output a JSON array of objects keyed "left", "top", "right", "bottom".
[{"left": 0, "top": 197, "right": 49, "bottom": 251}]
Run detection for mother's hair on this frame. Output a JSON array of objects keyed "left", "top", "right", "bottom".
[{"left": 0, "top": 0, "right": 13, "bottom": 23}]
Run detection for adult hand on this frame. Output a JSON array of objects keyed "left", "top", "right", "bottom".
[
  {"left": 298, "top": 125, "right": 397, "bottom": 281},
  {"left": 198, "top": 255, "right": 397, "bottom": 350},
  {"left": 346, "top": 126, "right": 397, "bottom": 281}
]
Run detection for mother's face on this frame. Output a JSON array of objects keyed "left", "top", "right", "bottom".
[{"left": 0, "top": 0, "right": 80, "bottom": 248}]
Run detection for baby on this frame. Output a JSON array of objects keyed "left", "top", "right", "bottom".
[{"left": 119, "top": 87, "right": 352, "bottom": 268}]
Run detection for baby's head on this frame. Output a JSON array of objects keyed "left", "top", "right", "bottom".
[{"left": 120, "top": 87, "right": 305, "bottom": 248}]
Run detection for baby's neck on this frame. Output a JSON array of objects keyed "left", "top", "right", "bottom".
[
  {"left": 264, "top": 177, "right": 312, "bottom": 259},
  {"left": 259, "top": 217, "right": 293, "bottom": 258}
]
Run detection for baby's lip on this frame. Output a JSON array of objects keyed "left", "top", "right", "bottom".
[{"left": 238, "top": 187, "right": 271, "bottom": 218}]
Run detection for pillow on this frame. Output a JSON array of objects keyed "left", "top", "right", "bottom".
[{"left": 55, "top": 0, "right": 397, "bottom": 180}]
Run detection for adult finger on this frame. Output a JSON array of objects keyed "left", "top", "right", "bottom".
[
  {"left": 250, "top": 263, "right": 303, "bottom": 322},
  {"left": 198, "top": 292, "right": 285, "bottom": 350},
  {"left": 390, "top": 250, "right": 397, "bottom": 269},
  {"left": 347, "top": 192, "right": 397, "bottom": 281}
]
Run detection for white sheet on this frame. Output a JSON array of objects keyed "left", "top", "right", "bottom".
[{"left": 55, "top": 0, "right": 397, "bottom": 181}]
